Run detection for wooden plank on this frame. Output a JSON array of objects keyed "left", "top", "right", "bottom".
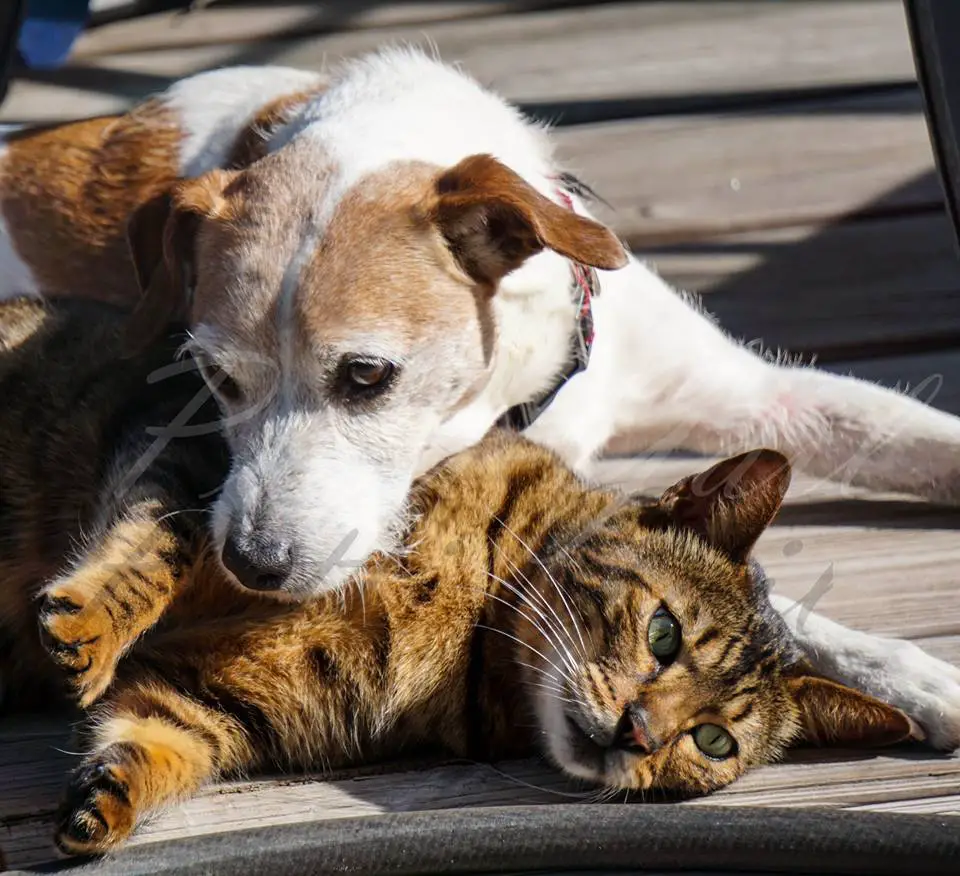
[
  {"left": 71, "top": 0, "right": 917, "bottom": 99},
  {"left": 77, "top": 2, "right": 611, "bottom": 58},
  {"left": 646, "top": 213, "right": 960, "bottom": 361},
  {"left": 555, "top": 91, "right": 942, "bottom": 246},
  {"left": 1, "top": 1, "right": 916, "bottom": 125}
]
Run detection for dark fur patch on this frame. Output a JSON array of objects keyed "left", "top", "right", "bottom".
[
  {"left": 415, "top": 575, "right": 440, "bottom": 604},
  {"left": 309, "top": 647, "right": 340, "bottom": 683}
]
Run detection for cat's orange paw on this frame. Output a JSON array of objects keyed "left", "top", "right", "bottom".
[
  {"left": 56, "top": 746, "right": 139, "bottom": 856},
  {"left": 38, "top": 583, "right": 123, "bottom": 707}
]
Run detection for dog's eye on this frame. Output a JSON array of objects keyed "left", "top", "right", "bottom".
[
  {"left": 338, "top": 356, "right": 397, "bottom": 397},
  {"left": 195, "top": 355, "right": 242, "bottom": 404}
]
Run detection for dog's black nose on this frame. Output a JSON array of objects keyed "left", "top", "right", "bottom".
[{"left": 221, "top": 534, "right": 292, "bottom": 591}]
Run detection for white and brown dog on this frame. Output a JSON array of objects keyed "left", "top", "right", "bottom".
[{"left": 2, "top": 49, "right": 959, "bottom": 747}]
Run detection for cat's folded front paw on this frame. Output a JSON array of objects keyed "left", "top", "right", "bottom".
[
  {"left": 56, "top": 746, "right": 139, "bottom": 856},
  {"left": 37, "top": 581, "right": 123, "bottom": 707},
  {"left": 885, "top": 640, "right": 960, "bottom": 751}
]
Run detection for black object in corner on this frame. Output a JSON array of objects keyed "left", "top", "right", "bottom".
[
  {"left": 904, "top": 0, "right": 960, "bottom": 255},
  {"left": 0, "top": 0, "right": 25, "bottom": 108}
]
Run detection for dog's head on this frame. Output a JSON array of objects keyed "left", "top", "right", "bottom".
[{"left": 126, "top": 142, "right": 627, "bottom": 596}]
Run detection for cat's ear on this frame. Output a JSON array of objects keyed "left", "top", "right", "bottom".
[
  {"left": 786, "top": 675, "right": 918, "bottom": 748},
  {"left": 657, "top": 449, "right": 790, "bottom": 563}
]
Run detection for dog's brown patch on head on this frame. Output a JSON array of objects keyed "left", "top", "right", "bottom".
[
  {"left": 296, "top": 161, "right": 480, "bottom": 348},
  {"left": 0, "top": 101, "right": 183, "bottom": 305},
  {"left": 290, "top": 155, "right": 627, "bottom": 383},
  {"left": 125, "top": 137, "right": 343, "bottom": 360},
  {"left": 226, "top": 84, "right": 329, "bottom": 170}
]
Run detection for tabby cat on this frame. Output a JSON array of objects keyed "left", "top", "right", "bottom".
[{"left": 0, "top": 297, "right": 912, "bottom": 856}]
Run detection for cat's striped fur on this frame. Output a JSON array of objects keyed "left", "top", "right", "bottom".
[{"left": 0, "top": 297, "right": 913, "bottom": 856}]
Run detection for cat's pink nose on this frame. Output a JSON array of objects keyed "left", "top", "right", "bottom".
[{"left": 614, "top": 706, "right": 657, "bottom": 754}]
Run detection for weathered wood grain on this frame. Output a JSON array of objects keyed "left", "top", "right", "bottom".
[
  {"left": 556, "top": 91, "right": 941, "bottom": 246},
  {"left": 78, "top": 2, "right": 617, "bottom": 58},
  {"left": 646, "top": 213, "right": 960, "bottom": 360},
  {"left": 71, "top": 0, "right": 918, "bottom": 99},
  {"left": 1, "top": 1, "right": 916, "bottom": 125}
]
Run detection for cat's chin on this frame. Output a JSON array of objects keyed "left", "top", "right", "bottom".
[{"left": 535, "top": 688, "right": 621, "bottom": 785}]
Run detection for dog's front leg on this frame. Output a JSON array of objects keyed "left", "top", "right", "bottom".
[
  {"left": 752, "top": 363, "right": 960, "bottom": 504},
  {"left": 561, "top": 257, "right": 960, "bottom": 502},
  {"left": 770, "top": 594, "right": 960, "bottom": 750},
  {"left": 672, "top": 356, "right": 960, "bottom": 504}
]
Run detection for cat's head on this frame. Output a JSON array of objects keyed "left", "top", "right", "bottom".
[{"left": 520, "top": 450, "right": 914, "bottom": 797}]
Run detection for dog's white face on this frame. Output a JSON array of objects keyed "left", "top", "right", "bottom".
[{"left": 129, "top": 141, "right": 626, "bottom": 596}]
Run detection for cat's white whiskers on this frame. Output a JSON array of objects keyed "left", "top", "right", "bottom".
[
  {"left": 523, "top": 683, "right": 578, "bottom": 706},
  {"left": 496, "top": 550, "right": 586, "bottom": 665},
  {"left": 498, "top": 525, "right": 590, "bottom": 664},
  {"left": 487, "top": 571, "right": 579, "bottom": 676},
  {"left": 488, "top": 533, "right": 582, "bottom": 662},
  {"left": 549, "top": 542, "right": 599, "bottom": 653},
  {"left": 483, "top": 588, "right": 570, "bottom": 671},
  {"left": 475, "top": 623, "right": 571, "bottom": 683},
  {"left": 521, "top": 677, "right": 567, "bottom": 697},
  {"left": 490, "top": 567, "right": 570, "bottom": 648},
  {"left": 491, "top": 518, "right": 589, "bottom": 660},
  {"left": 512, "top": 658, "right": 564, "bottom": 687}
]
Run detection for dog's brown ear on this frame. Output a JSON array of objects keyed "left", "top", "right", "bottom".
[
  {"left": 658, "top": 449, "right": 791, "bottom": 564},
  {"left": 786, "top": 675, "right": 918, "bottom": 748},
  {"left": 123, "top": 169, "right": 238, "bottom": 357},
  {"left": 432, "top": 154, "right": 628, "bottom": 287}
]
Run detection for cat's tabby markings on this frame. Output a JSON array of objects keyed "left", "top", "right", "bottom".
[{"left": 0, "top": 298, "right": 912, "bottom": 856}]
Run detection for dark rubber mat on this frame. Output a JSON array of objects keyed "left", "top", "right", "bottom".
[{"left": 12, "top": 805, "right": 960, "bottom": 875}]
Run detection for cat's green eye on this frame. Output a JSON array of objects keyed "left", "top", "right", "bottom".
[
  {"left": 647, "top": 608, "right": 681, "bottom": 662},
  {"left": 692, "top": 723, "right": 737, "bottom": 760}
]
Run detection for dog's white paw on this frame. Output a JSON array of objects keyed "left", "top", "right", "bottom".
[
  {"left": 774, "top": 595, "right": 960, "bottom": 752},
  {"left": 855, "top": 637, "right": 960, "bottom": 752}
]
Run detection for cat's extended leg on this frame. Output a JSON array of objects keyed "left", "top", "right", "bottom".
[
  {"left": 55, "top": 679, "right": 250, "bottom": 856},
  {"left": 38, "top": 491, "right": 206, "bottom": 708},
  {"left": 55, "top": 593, "right": 380, "bottom": 855},
  {"left": 771, "top": 594, "right": 960, "bottom": 750}
]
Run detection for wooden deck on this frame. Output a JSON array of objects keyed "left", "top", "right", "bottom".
[{"left": 3, "top": 1, "right": 960, "bottom": 870}]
